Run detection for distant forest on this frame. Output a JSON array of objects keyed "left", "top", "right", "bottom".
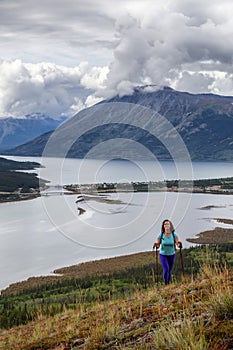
[{"left": 0, "top": 157, "right": 44, "bottom": 194}]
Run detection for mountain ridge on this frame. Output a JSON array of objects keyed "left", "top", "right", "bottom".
[
  {"left": 2, "top": 87, "right": 233, "bottom": 161},
  {"left": 0, "top": 113, "right": 66, "bottom": 151}
]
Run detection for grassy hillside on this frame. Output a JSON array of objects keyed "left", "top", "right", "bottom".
[{"left": 0, "top": 246, "right": 233, "bottom": 349}]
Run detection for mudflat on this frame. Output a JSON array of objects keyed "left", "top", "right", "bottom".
[{"left": 187, "top": 218, "right": 233, "bottom": 244}]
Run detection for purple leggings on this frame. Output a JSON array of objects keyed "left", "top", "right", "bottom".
[{"left": 159, "top": 254, "right": 176, "bottom": 284}]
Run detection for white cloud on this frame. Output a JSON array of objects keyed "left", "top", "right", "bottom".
[
  {"left": 0, "top": 59, "right": 96, "bottom": 118},
  {"left": 93, "top": 2, "right": 233, "bottom": 99},
  {"left": 81, "top": 66, "right": 109, "bottom": 90},
  {"left": 174, "top": 71, "right": 214, "bottom": 93},
  {"left": 1, "top": 0, "right": 233, "bottom": 117},
  {"left": 0, "top": 0, "right": 116, "bottom": 66},
  {"left": 208, "top": 73, "right": 233, "bottom": 96}
]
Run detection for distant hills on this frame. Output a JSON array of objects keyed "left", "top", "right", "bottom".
[
  {"left": 0, "top": 113, "right": 66, "bottom": 151},
  {"left": 0, "top": 156, "right": 40, "bottom": 171},
  {"left": 0, "top": 157, "right": 44, "bottom": 196},
  {"left": 3, "top": 86, "right": 233, "bottom": 161}
]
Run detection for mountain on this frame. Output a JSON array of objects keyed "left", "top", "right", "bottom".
[
  {"left": 0, "top": 113, "right": 66, "bottom": 151},
  {"left": 3, "top": 86, "right": 233, "bottom": 161}
]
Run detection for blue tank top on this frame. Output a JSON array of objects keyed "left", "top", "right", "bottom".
[{"left": 157, "top": 232, "right": 178, "bottom": 255}]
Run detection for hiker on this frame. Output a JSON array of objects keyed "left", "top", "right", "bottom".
[{"left": 153, "top": 219, "right": 182, "bottom": 284}]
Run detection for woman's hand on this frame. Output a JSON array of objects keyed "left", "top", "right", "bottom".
[
  {"left": 153, "top": 243, "right": 160, "bottom": 250},
  {"left": 177, "top": 241, "right": 182, "bottom": 248}
]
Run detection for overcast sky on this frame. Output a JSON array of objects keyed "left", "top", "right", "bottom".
[{"left": 0, "top": 0, "right": 233, "bottom": 118}]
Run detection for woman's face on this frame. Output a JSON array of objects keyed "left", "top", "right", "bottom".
[{"left": 164, "top": 221, "right": 170, "bottom": 231}]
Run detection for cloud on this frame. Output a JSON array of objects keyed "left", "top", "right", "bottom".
[
  {"left": 0, "top": 59, "right": 96, "bottom": 118},
  {"left": 0, "top": 0, "right": 116, "bottom": 66},
  {"left": 175, "top": 71, "right": 214, "bottom": 93},
  {"left": 92, "top": 1, "right": 233, "bottom": 99},
  {"left": 1, "top": 0, "right": 233, "bottom": 117}
]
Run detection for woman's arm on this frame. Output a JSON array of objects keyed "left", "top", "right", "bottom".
[{"left": 153, "top": 238, "right": 161, "bottom": 249}]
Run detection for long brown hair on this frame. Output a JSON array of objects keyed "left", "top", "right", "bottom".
[{"left": 161, "top": 219, "right": 175, "bottom": 233}]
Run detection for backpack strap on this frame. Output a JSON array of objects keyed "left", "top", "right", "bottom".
[
  {"left": 172, "top": 231, "right": 176, "bottom": 249},
  {"left": 161, "top": 232, "right": 176, "bottom": 249}
]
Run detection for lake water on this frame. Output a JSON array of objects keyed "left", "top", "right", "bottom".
[
  {"left": 5, "top": 156, "right": 233, "bottom": 184},
  {"left": 0, "top": 156, "right": 233, "bottom": 291}
]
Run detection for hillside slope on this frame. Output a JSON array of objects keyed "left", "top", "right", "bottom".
[
  {"left": 0, "top": 114, "right": 66, "bottom": 151},
  {"left": 3, "top": 86, "right": 233, "bottom": 161},
  {"left": 0, "top": 249, "right": 233, "bottom": 349},
  {"left": 2, "top": 87, "right": 233, "bottom": 161}
]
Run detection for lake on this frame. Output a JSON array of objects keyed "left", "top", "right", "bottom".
[{"left": 0, "top": 156, "right": 233, "bottom": 291}]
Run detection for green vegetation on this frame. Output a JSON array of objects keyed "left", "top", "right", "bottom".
[
  {"left": 0, "top": 157, "right": 47, "bottom": 201},
  {"left": 96, "top": 182, "right": 149, "bottom": 192},
  {"left": 187, "top": 224, "right": 233, "bottom": 244},
  {"left": 0, "top": 246, "right": 233, "bottom": 349},
  {"left": 66, "top": 177, "right": 233, "bottom": 195},
  {"left": 0, "top": 157, "right": 41, "bottom": 171},
  {"left": 166, "top": 177, "right": 233, "bottom": 191},
  {"left": 0, "top": 171, "right": 41, "bottom": 193}
]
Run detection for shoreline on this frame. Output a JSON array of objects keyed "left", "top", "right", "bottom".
[
  {"left": 2, "top": 218, "right": 233, "bottom": 295},
  {"left": 187, "top": 227, "right": 233, "bottom": 244},
  {"left": 1, "top": 175, "right": 233, "bottom": 204},
  {"left": 187, "top": 218, "right": 233, "bottom": 244},
  {"left": 0, "top": 192, "right": 41, "bottom": 203},
  {"left": 0, "top": 187, "right": 232, "bottom": 205},
  {"left": 1, "top": 175, "right": 233, "bottom": 292}
]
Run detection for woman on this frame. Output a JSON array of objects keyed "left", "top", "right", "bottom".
[{"left": 153, "top": 219, "right": 182, "bottom": 285}]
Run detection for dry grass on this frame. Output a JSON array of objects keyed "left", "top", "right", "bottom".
[
  {"left": 0, "top": 263, "right": 233, "bottom": 350},
  {"left": 2, "top": 251, "right": 156, "bottom": 297}
]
